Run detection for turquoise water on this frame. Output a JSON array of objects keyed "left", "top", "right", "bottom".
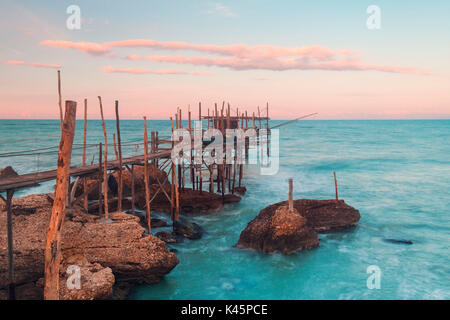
[{"left": 1, "top": 119, "right": 449, "bottom": 299}]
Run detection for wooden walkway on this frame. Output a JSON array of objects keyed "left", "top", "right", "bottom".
[{"left": 0, "top": 149, "right": 171, "bottom": 192}]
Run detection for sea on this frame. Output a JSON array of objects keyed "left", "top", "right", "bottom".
[{"left": 0, "top": 119, "right": 449, "bottom": 300}]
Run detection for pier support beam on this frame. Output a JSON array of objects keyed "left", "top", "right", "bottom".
[
  {"left": 6, "top": 189, "right": 15, "bottom": 300},
  {"left": 44, "top": 100, "right": 77, "bottom": 300}
]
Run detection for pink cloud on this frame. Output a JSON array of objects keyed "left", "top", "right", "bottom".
[
  {"left": 126, "top": 54, "right": 427, "bottom": 74},
  {"left": 101, "top": 66, "right": 210, "bottom": 76},
  {"left": 40, "top": 40, "right": 110, "bottom": 55},
  {"left": 40, "top": 38, "right": 427, "bottom": 74},
  {"left": 107, "top": 39, "right": 356, "bottom": 60},
  {"left": 7, "top": 60, "right": 61, "bottom": 69}
]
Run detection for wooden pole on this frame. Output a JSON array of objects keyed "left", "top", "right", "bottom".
[
  {"left": 288, "top": 178, "right": 293, "bottom": 212},
  {"left": 334, "top": 172, "right": 339, "bottom": 200},
  {"left": 98, "top": 143, "right": 103, "bottom": 216},
  {"left": 170, "top": 117, "right": 175, "bottom": 222},
  {"left": 57, "top": 70, "right": 63, "bottom": 131},
  {"left": 112, "top": 134, "right": 119, "bottom": 160},
  {"left": 258, "top": 106, "right": 262, "bottom": 129},
  {"left": 199, "top": 102, "right": 202, "bottom": 193},
  {"left": 143, "top": 117, "right": 151, "bottom": 234},
  {"left": 6, "top": 189, "right": 15, "bottom": 300},
  {"left": 44, "top": 100, "right": 77, "bottom": 300},
  {"left": 115, "top": 101, "right": 123, "bottom": 213},
  {"left": 266, "top": 102, "right": 270, "bottom": 157},
  {"left": 82, "top": 98, "right": 88, "bottom": 212},
  {"left": 98, "top": 96, "right": 109, "bottom": 219},
  {"left": 131, "top": 164, "right": 135, "bottom": 215}
]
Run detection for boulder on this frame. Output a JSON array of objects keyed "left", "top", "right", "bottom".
[
  {"left": 260, "top": 199, "right": 360, "bottom": 233},
  {"left": 173, "top": 219, "right": 203, "bottom": 240},
  {"left": 155, "top": 231, "right": 177, "bottom": 244},
  {"left": 0, "top": 166, "right": 18, "bottom": 179},
  {"left": 137, "top": 188, "right": 241, "bottom": 215},
  {"left": 236, "top": 205, "right": 319, "bottom": 254},
  {"left": 58, "top": 255, "right": 115, "bottom": 300},
  {"left": 0, "top": 193, "right": 54, "bottom": 216},
  {"left": 0, "top": 195, "right": 179, "bottom": 300}
]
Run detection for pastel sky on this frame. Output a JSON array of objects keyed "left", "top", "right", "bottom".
[{"left": 0, "top": 0, "right": 449, "bottom": 119}]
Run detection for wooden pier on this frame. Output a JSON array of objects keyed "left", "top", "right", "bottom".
[{"left": 0, "top": 95, "right": 272, "bottom": 300}]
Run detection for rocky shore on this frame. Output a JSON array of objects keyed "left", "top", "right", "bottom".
[{"left": 0, "top": 193, "right": 178, "bottom": 300}]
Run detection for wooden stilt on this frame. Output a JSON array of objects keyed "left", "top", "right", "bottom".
[
  {"left": 131, "top": 164, "right": 135, "bottom": 215},
  {"left": 57, "top": 70, "right": 63, "bottom": 131},
  {"left": 98, "top": 96, "right": 109, "bottom": 219},
  {"left": 113, "top": 134, "right": 119, "bottom": 160},
  {"left": 334, "top": 172, "right": 339, "bottom": 200},
  {"left": 199, "top": 102, "right": 202, "bottom": 193},
  {"left": 44, "top": 100, "right": 77, "bottom": 300},
  {"left": 6, "top": 189, "right": 15, "bottom": 300},
  {"left": 115, "top": 101, "right": 123, "bottom": 213},
  {"left": 98, "top": 143, "right": 103, "bottom": 216},
  {"left": 288, "top": 178, "right": 293, "bottom": 212},
  {"left": 143, "top": 117, "right": 151, "bottom": 234},
  {"left": 82, "top": 98, "right": 88, "bottom": 212}
]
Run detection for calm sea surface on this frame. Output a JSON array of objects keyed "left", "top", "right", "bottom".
[{"left": 0, "top": 119, "right": 449, "bottom": 299}]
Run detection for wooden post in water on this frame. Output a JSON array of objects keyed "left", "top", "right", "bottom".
[
  {"left": 334, "top": 172, "right": 339, "bottom": 201},
  {"left": 82, "top": 98, "right": 88, "bottom": 212},
  {"left": 6, "top": 189, "right": 15, "bottom": 300},
  {"left": 98, "top": 96, "right": 109, "bottom": 219},
  {"left": 288, "top": 178, "right": 293, "bottom": 212},
  {"left": 170, "top": 117, "right": 175, "bottom": 222},
  {"left": 44, "top": 100, "right": 77, "bottom": 300},
  {"left": 115, "top": 101, "right": 123, "bottom": 213},
  {"left": 143, "top": 117, "right": 151, "bottom": 234}
]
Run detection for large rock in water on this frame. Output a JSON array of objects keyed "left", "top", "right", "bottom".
[
  {"left": 260, "top": 199, "right": 360, "bottom": 232},
  {"left": 0, "top": 166, "right": 19, "bottom": 179},
  {"left": 236, "top": 205, "right": 319, "bottom": 254},
  {"left": 0, "top": 194, "right": 179, "bottom": 300}
]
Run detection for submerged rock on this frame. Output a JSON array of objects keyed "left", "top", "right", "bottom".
[
  {"left": 236, "top": 205, "right": 319, "bottom": 254},
  {"left": 173, "top": 219, "right": 204, "bottom": 240},
  {"left": 260, "top": 199, "right": 360, "bottom": 233},
  {"left": 0, "top": 195, "right": 179, "bottom": 300},
  {"left": 384, "top": 239, "right": 413, "bottom": 245},
  {"left": 155, "top": 231, "right": 177, "bottom": 243}
]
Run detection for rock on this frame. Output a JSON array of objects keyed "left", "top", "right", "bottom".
[
  {"left": 232, "top": 186, "right": 247, "bottom": 195},
  {"left": 155, "top": 231, "right": 177, "bottom": 243},
  {"left": 71, "top": 179, "right": 100, "bottom": 200},
  {"left": 151, "top": 218, "right": 168, "bottom": 228},
  {"left": 0, "top": 196, "right": 179, "bottom": 300},
  {"left": 173, "top": 219, "right": 203, "bottom": 240},
  {"left": 117, "top": 165, "right": 170, "bottom": 195},
  {"left": 138, "top": 188, "right": 242, "bottom": 215},
  {"left": 59, "top": 255, "right": 115, "bottom": 300},
  {"left": 0, "top": 193, "right": 54, "bottom": 216},
  {"left": 384, "top": 239, "right": 413, "bottom": 245},
  {"left": 260, "top": 199, "right": 360, "bottom": 233},
  {"left": 236, "top": 205, "right": 319, "bottom": 254},
  {"left": 0, "top": 166, "right": 18, "bottom": 179}
]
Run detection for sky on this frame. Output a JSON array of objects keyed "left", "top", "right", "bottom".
[{"left": 0, "top": 0, "right": 449, "bottom": 120}]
